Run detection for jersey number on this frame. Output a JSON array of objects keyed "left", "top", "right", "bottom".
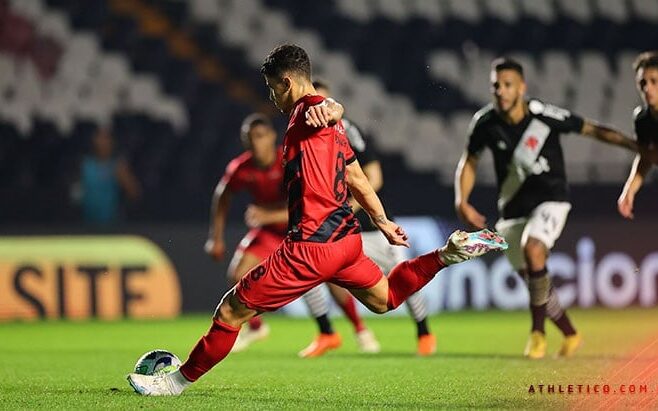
[{"left": 333, "top": 152, "right": 347, "bottom": 202}]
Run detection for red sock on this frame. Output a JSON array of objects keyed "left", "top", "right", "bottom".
[
  {"left": 339, "top": 296, "right": 366, "bottom": 333},
  {"left": 179, "top": 318, "right": 240, "bottom": 382},
  {"left": 248, "top": 316, "right": 262, "bottom": 331},
  {"left": 387, "top": 251, "right": 445, "bottom": 310}
]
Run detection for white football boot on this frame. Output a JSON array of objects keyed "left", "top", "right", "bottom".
[
  {"left": 355, "top": 329, "right": 381, "bottom": 354},
  {"left": 438, "top": 229, "right": 508, "bottom": 265},
  {"left": 127, "top": 370, "right": 186, "bottom": 396}
]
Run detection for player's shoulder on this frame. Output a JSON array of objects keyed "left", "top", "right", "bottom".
[
  {"left": 468, "top": 103, "right": 496, "bottom": 134},
  {"left": 633, "top": 105, "right": 650, "bottom": 124},
  {"left": 527, "top": 99, "right": 573, "bottom": 122},
  {"left": 226, "top": 151, "right": 253, "bottom": 173},
  {"left": 291, "top": 95, "right": 325, "bottom": 120}
]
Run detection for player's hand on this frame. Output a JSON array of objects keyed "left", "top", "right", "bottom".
[
  {"left": 617, "top": 192, "right": 635, "bottom": 220},
  {"left": 457, "top": 203, "right": 487, "bottom": 230},
  {"left": 376, "top": 219, "right": 410, "bottom": 248},
  {"left": 204, "top": 238, "right": 226, "bottom": 261},
  {"left": 305, "top": 102, "right": 332, "bottom": 127},
  {"left": 305, "top": 99, "right": 343, "bottom": 128},
  {"left": 245, "top": 204, "right": 268, "bottom": 228}
]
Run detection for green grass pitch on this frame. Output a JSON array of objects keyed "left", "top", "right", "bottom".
[{"left": 2, "top": 308, "right": 657, "bottom": 409}]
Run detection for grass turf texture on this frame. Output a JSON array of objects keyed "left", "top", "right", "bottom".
[{"left": 1, "top": 308, "right": 657, "bottom": 409}]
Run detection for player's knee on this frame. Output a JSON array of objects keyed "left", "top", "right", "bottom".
[
  {"left": 523, "top": 239, "right": 547, "bottom": 265},
  {"left": 213, "top": 299, "right": 234, "bottom": 322},
  {"left": 213, "top": 294, "right": 244, "bottom": 326},
  {"left": 365, "top": 300, "right": 388, "bottom": 315}
]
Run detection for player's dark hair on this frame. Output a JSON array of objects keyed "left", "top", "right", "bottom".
[
  {"left": 261, "top": 44, "right": 311, "bottom": 80},
  {"left": 633, "top": 51, "right": 658, "bottom": 73},
  {"left": 240, "top": 113, "right": 273, "bottom": 146},
  {"left": 312, "top": 79, "right": 330, "bottom": 91},
  {"left": 492, "top": 57, "right": 524, "bottom": 78}
]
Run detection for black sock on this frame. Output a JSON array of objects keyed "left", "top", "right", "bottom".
[
  {"left": 530, "top": 304, "right": 547, "bottom": 334},
  {"left": 528, "top": 268, "right": 549, "bottom": 334},
  {"left": 416, "top": 318, "right": 430, "bottom": 338},
  {"left": 315, "top": 314, "right": 334, "bottom": 334},
  {"left": 552, "top": 313, "right": 576, "bottom": 336}
]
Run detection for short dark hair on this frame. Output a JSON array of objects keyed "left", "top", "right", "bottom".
[
  {"left": 240, "top": 113, "right": 273, "bottom": 145},
  {"left": 492, "top": 57, "right": 524, "bottom": 78},
  {"left": 633, "top": 51, "right": 658, "bottom": 73},
  {"left": 312, "top": 79, "right": 330, "bottom": 91},
  {"left": 261, "top": 44, "right": 311, "bottom": 80}
]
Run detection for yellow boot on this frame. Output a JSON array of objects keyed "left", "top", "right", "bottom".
[
  {"left": 524, "top": 331, "right": 547, "bottom": 359},
  {"left": 557, "top": 333, "right": 583, "bottom": 358}
]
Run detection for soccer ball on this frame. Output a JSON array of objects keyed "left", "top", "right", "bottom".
[{"left": 134, "top": 349, "right": 181, "bottom": 375}]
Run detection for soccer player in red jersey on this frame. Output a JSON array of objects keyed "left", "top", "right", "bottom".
[
  {"left": 206, "top": 112, "right": 374, "bottom": 355},
  {"left": 299, "top": 80, "right": 436, "bottom": 358},
  {"left": 127, "top": 44, "right": 507, "bottom": 396},
  {"left": 204, "top": 113, "right": 287, "bottom": 352}
]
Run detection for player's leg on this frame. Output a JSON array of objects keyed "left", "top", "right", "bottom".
[
  {"left": 495, "top": 218, "right": 548, "bottom": 358},
  {"left": 127, "top": 289, "right": 257, "bottom": 396},
  {"left": 299, "top": 286, "right": 342, "bottom": 358},
  {"left": 326, "top": 282, "right": 380, "bottom": 353},
  {"left": 339, "top": 229, "right": 508, "bottom": 315},
  {"left": 363, "top": 231, "right": 434, "bottom": 355},
  {"left": 226, "top": 230, "right": 273, "bottom": 351},
  {"left": 521, "top": 202, "right": 581, "bottom": 358},
  {"left": 128, "top": 238, "right": 327, "bottom": 396}
]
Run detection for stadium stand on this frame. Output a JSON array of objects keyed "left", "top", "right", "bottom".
[{"left": 1, "top": 0, "right": 656, "bottom": 222}]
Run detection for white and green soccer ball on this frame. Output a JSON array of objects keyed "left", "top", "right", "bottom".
[{"left": 134, "top": 350, "right": 181, "bottom": 375}]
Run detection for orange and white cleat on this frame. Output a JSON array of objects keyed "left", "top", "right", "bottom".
[
  {"left": 298, "top": 333, "right": 342, "bottom": 358},
  {"left": 417, "top": 334, "right": 437, "bottom": 356}
]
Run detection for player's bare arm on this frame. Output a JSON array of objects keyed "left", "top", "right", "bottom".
[
  {"left": 305, "top": 98, "right": 344, "bottom": 128},
  {"left": 345, "top": 160, "right": 409, "bottom": 247},
  {"left": 244, "top": 204, "right": 288, "bottom": 228},
  {"left": 580, "top": 121, "right": 638, "bottom": 152},
  {"left": 618, "top": 153, "right": 654, "bottom": 219},
  {"left": 454, "top": 151, "right": 487, "bottom": 230},
  {"left": 348, "top": 160, "right": 383, "bottom": 213},
  {"left": 204, "top": 181, "right": 233, "bottom": 260}
]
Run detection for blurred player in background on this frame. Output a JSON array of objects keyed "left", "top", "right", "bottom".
[
  {"left": 204, "top": 113, "right": 286, "bottom": 352},
  {"left": 618, "top": 51, "right": 658, "bottom": 219},
  {"left": 299, "top": 80, "right": 436, "bottom": 358},
  {"left": 455, "top": 57, "right": 638, "bottom": 359},
  {"left": 128, "top": 44, "right": 506, "bottom": 396}
]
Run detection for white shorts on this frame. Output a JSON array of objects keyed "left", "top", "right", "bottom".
[
  {"left": 361, "top": 230, "right": 405, "bottom": 274},
  {"left": 494, "top": 201, "right": 571, "bottom": 270}
]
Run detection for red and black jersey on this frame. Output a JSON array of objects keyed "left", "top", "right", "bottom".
[
  {"left": 220, "top": 147, "right": 287, "bottom": 234},
  {"left": 283, "top": 95, "right": 361, "bottom": 242}
]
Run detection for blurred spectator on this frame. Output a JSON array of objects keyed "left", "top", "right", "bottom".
[{"left": 76, "top": 127, "right": 141, "bottom": 225}]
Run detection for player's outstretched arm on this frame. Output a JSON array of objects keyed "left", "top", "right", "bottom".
[
  {"left": 305, "top": 98, "right": 344, "bottom": 128},
  {"left": 580, "top": 121, "right": 638, "bottom": 152},
  {"left": 618, "top": 153, "right": 654, "bottom": 219},
  {"left": 204, "top": 181, "right": 233, "bottom": 260},
  {"left": 454, "top": 151, "right": 487, "bottom": 229},
  {"left": 345, "top": 160, "right": 409, "bottom": 247}
]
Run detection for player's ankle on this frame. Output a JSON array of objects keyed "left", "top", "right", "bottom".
[{"left": 170, "top": 369, "right": 193, "bottom": 392}]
